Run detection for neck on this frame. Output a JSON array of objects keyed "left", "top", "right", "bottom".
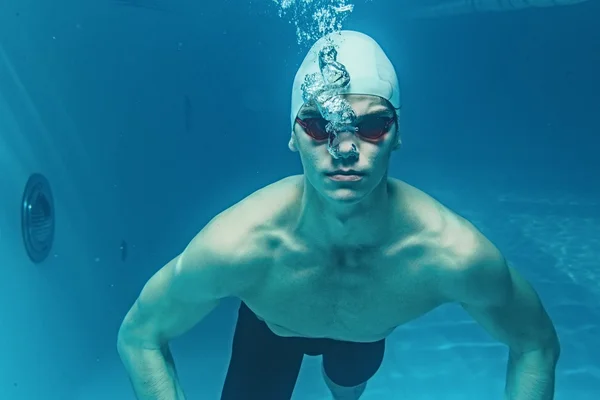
[{"left": 294, "top": 175, "right": 394, "bottom": 248}]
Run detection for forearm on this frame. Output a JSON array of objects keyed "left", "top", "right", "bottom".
[
  {"left": 504, "top": 347, "right": 559, "bottom": 400},
  {"left": 118, "top": 339, "right": 185, "bottom": 400}
]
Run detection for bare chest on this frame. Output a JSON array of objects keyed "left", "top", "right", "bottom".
[{"left": 241, "top": 246, "right": 442, "bottom": 342}]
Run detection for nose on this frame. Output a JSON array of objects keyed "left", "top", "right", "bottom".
[{"left": 332, "top": 131, "right": 359, "bottom": 159}]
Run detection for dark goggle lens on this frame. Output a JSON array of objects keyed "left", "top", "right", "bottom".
[
  {"left": 299, "top": 118, "right": 329, "bottom": 140},
  {"left": 297, "top": 116, "right": 394, "bottom": 141},
  {"left": 357, "top": 117, "right": 395, "bottom": 139}
]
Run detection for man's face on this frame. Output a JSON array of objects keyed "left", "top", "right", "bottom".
[{"left": 289, "top": 94, "right": 400, "bottom": 204}]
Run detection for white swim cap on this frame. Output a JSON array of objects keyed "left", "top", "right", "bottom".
[{"left": 290, "top": 30, "right": 401, "bottom": 130}]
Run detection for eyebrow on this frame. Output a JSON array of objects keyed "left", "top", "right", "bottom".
[
  {"left": 299, "top": 107, "right": 394, "bottom": 118},
  {"left": 360, "top": 108, "right": 394, "bottom": 117},
  {"left": 298, "top": 106, "right": 319, "bottom": 116}
]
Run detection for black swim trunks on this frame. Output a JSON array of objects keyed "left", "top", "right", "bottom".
[{"left": 220, "top": 302, "right": 385, "bottom": 399}]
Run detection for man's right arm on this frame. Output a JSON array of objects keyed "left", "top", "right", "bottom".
[{"left": 116, "top": 223, "right": 243, "bottom": 400}]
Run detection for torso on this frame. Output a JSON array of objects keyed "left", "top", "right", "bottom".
[
  {"left": 227, "top": 176, "right": 475, "bottom": 343},
  {"left": 241, "top": 234, "right": 448, "bottom": 342}
]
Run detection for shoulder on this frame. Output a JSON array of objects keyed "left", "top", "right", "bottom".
[
  {"left": 189, "top": 175, "right": 302, "bottom": 254},
  {"left": 175, "top": 175, "right": 303, "bottom": 296},
  {"left": 389, "top": 179, "right": 511, "bottom": 305},
  {"left": 438, "top": 211, "right": 512, "bottom": 306},
  {"left": 388, "top": 178, "right": 451, "bottom": 233}
]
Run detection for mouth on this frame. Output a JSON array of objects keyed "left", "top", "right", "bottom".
[
  {"left": 326, "top": 170, "right": 364, "bottom": 182},
  {"left": 326, "top": 170, "right": 364, "bottom": 176}
]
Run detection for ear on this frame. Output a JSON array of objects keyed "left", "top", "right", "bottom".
[
  {"left": 288, "top": 132, "right": 299, "bottom": 152},
  {"left": 392, "top": 127, "right": 402, "bottom": 151}
]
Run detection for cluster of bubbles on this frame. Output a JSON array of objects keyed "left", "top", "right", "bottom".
[
  {"left": 272, "top": 0, "right": 355, "bottom": 45},
  {"left": 273, "top": 0, "right": 362, "bottom": 158},
  {"left": 300, "top": 44, "right": 358, "bottom": 159}
]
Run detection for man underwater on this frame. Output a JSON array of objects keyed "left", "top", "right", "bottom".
[{"left": 117, "top": 30, "right": 560, "bottom": 400}]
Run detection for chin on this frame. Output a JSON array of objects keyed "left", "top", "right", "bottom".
[
  {"left": 322, "top": 187, "right": 369, "bottom": 205},
  {"left": 321, "top": 174, "right": 386, "bottom": 205},
  {"left": 304, "top": 173, "right": 377, "bottom": 205}
]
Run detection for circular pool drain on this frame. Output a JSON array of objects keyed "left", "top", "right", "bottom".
[{"left": 21, "top": 173, "right": 55, "bottom": 263}]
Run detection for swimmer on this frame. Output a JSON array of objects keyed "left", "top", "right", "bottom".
[{"left": 117, "top": 30, "right": 560, "bottom": 400}]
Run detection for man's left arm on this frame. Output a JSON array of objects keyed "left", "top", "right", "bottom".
[{"left": 450, "top": 237, "right": 561, "bottom": 400}]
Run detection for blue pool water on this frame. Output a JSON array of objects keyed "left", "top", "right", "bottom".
[{"left": 2, "top": 0, "right": 597, "bottom": 399}]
